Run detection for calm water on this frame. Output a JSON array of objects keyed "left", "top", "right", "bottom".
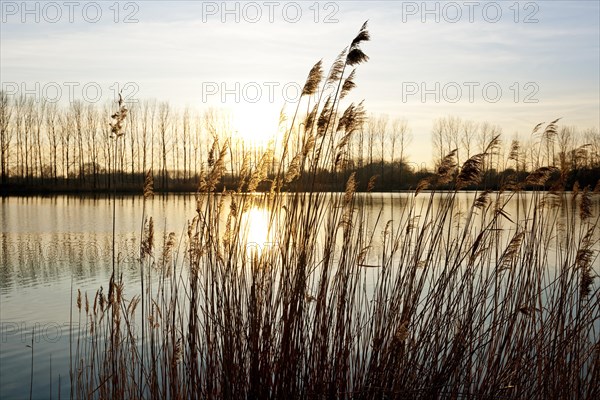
[{"left": 1, "top": 193, "right": 598, "bottom": 399}]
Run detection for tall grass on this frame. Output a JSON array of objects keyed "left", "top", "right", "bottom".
[{"left": 72, "top": 23, "right": 599, "bottom": 399}]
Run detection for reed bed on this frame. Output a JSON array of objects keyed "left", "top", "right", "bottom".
[{"left": 72, "top": 23, "right": 599, "bottom": 399}]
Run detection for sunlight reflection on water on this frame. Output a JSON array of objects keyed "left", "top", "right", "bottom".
[{"left": 240, "top": 206, "right": 274, "bottom": 258}]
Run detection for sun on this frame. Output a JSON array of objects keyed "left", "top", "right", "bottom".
[{"left": 230, "top": 102, "right": 281, "bottom": 147}]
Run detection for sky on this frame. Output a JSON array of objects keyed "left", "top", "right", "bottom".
[{"left": 1, "top": 0, "right": 599, "bottom": 163}]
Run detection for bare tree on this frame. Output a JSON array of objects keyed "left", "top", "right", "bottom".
[
  {"left": 45, "top": 102, "right": 59, "bottom": 182},
  {"left": 140, "top": 100, "right": 154, "bottom": 176},
  {"left": 128, "top": 102, "right": 139, "bottom": 184},
  {"left": 193, "top": 111, "right": 203, "bottom": 179},
  {"left": 365, "top": 114, "right": 380, "bottom": 177},
  {"left": 85, "top": 104, "right": 100, "bottom": 187},
  {"left": 390, "top": 118, "right": 411, "bottom": 182},
  {"left": 69, "top": 101, "right": 86, "bottom": 184},
  {"left": 557, "top": 126, "right": 575, "bottom": 172},
  {"left": 34, "top": 100, "right": 46, "bottom": 182},
  {"left": 158, "top": 102, "right": 171, "bottom": 189},
  {"left": 432, "top": 116, "right": 461, "bottom": 168},
  {"left": 0, "top": 92, "right": 13, "bottom": 186},
  {"left": 461, "top": 119, "right": 478, "bottom": 161},
  {"left": 478, "top": 122, "right": 502, "bottom": 171},
  {"left": 59, "top": 108, "right": 73, "bottom": 183},
  {"left": 101, "top": 102, "right": 114, "bottom": 188},
  {"left": 443, "top": 116, "right": 461, "bottom": 165},
  {"left": 22, "top": 98, "right": 38, "bottom": 183},
  {"left": 376, "top": 115, "right": 389, "bottom": 183},
  {"left": 182, "top": 107, "right": 191, "bottom": 181},
  {"left": 171, "top": 111, "right": 180, "bottom": 181},
  {"left": 355, "top": 120, "right": 365, "bottom": 169},
  {"left": 583, "top": 128, "right": 600, "bottom": 168},
  {"left": 431, "top": 118, "right": 445, "bottom": 168}
]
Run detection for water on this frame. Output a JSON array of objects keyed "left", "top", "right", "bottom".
[
  {"left": 1, "top": 192, "right": 598, "bottom": 399},
  {"left": 0, "top": 195, "right": 195, "bottom": 399}
]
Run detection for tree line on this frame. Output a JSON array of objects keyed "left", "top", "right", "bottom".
[{"left": 1, "top": 92, "right": 599, "bottom": 194}]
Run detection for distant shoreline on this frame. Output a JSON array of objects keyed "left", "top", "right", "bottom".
[{"left": 1, "top": 185, "right": 594, "bottom": 197}]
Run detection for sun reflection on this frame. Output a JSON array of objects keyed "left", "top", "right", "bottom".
[{"left": 240, "top": 206, "right": 274, "bottom": 257}]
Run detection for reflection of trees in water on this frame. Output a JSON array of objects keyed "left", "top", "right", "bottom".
[{"left": 1, "top": 232, "right": 143, "bottom": 289}]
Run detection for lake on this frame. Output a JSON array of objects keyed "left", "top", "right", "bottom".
[{"left": 1, "top": 192, "right": 598, "bottom": 399}]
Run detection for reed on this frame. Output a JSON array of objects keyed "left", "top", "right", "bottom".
[{"left": 71, "top": 23, "right": 600, "bottom": 399}]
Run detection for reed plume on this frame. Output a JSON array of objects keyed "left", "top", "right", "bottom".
[
  {"left": 143, "top": 170, "right": 154, "bottom": 198},
  {"left": 302, "top": 60, "right": 323, "bottom": 97},
  {"left": 109, "top": 93, "right": 128, "bottom": 138},
  {"left": 525, "top": 166, "right": 558, "bottom": 186},
  {"left": 346, "top": 21, "right": 370, "bottom": 66},
  {"left": 340, "top": 69, "right": 357, "bottom": 100},
  {"left": 436, "top": 149, "right": 458, "bottom": 184}
]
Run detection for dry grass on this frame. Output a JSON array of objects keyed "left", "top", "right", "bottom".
[{"left": 71, "top": 23, "right": 600, "bottom": 399}]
